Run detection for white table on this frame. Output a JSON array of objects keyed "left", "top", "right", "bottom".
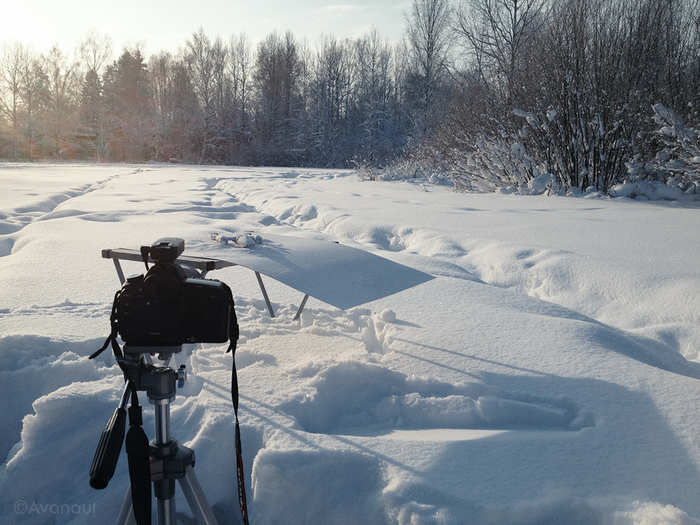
[{"left": 102, "top": 233, "right": 434, "bottom": 319}]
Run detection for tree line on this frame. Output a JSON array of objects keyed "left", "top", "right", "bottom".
[
  {"left": 0, "top": 28, "right": 413, "bottom": 167},
  {"left": 1, "top": 0, "right": 698, "bottom": 194}
]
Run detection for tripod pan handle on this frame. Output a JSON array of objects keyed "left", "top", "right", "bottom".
[{"left": 89, "top": 406, "right": 126, "bottom": 489}]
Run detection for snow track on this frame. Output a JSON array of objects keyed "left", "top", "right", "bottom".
[{"left": 0, "top": 166, "right": 141, "bottom": 258}]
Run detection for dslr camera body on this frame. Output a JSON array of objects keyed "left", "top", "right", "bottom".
[{"left": 115, "top": 237, "right": 237, "bottom": 349}]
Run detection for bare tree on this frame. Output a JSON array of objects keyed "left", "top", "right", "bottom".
[
  {"left": 253, "top": 31, "right": 306, "bottom": 164},
  {"left": 454, "top": 0, "right": 547, "bottom": 107},
  {"left": 186, "top": 29, "right": 223, "bottom": 161},
  {"left": 19, "top": 54, "right": 50, "bottom": 160},
  {"left": 405, "top": 0, "right": 453, "bottom": 136},
  {"left": 187, "top": 28, "right": 216, "bottom": 114},
  {"left": 0, "top": 43, "right": 29, "bottom": 158},
  {"left": 225, "top": 33, "right": 253, "bottom": 163},
  {"left": 75, "top": 32, "right": 112, "bottom": 161},
  {"left": 210, "top": 37, "right": 229, "bottom": 123},
  {"left": 308, "top": 36, "right": 355, "bottom": 165},
  {"left": 45, "top": 46, "right": 79, "bottom": 157},
  {"left": 148, "top": 51, "right": 201, "bottom": 161},
  {"left": 79, "top": 31, "right": 113, "bottom": 75},
  {"left": 352, "top": 30, "right": 396, "bottom": 162},
  {"left": 149, "top": 51, "right": 173, "bottom": 160},
  {"left": 229, "top": 33, "right": 252, "bottom": 131}
]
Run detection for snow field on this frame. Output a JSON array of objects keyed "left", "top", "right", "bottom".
[
  {"left": 0, "top": 164, "right": 699, "bottom": 524},
  {"left": 217, "top": 173, "right": 700, "bottom": 361}
]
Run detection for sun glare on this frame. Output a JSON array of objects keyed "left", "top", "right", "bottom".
[{"left": 1, "top": 4, "right": 56, "bottom": 50}]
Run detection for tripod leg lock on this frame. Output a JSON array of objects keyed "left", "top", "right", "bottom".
[{"left": 149, "top": 442, "right": 195, "bottom": 482}]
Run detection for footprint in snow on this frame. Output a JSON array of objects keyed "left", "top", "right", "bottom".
[{"left": 279, "top": 361, "right": 593, "bottom": 437}]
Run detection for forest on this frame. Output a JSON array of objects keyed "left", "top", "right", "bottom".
[{"left": 1, "top": 0, "right": 698, "bottom": 194}]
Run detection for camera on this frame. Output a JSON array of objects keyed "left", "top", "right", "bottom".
[{"left": 114, "top": 237, "right": 237, "bottom": 348}]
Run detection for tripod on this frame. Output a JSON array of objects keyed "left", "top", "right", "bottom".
[{"left": 92, "top": 348, "right": 220, "bottom": 525}]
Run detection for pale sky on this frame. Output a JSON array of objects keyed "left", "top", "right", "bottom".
[{"left": 1, "top": 1, "right": 412, "bottom": 58}]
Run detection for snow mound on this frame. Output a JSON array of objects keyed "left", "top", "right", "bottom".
[
  {"left": 0, "top": 336, "right": 110, "bottom": 463},
  {"left": 252, "top": 448, "right": 386, "bottom": 525}
]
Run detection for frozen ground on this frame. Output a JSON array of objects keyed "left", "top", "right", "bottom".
[{"left": 0, "top": 163, "right": 699, "bottom": 525}]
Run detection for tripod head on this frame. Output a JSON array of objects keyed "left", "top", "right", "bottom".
[
  {"left": 123, "top": 344, "right": 183, "bottom": 366},
  {"left": 121, "top": 352, "right": 180, "bottom": 401}
]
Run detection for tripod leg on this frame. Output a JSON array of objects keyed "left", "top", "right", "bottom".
[
  {"left": 116, "top": 487, "right": 137, "bottom": 525},
  {"left": 179, "top": 466, "right": 220, "bottom": 525},
  {"left": 156, "top": 495, "right": 176, "bottom": 525}
]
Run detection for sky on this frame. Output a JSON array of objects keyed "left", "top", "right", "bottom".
[{"left": 1, "top": 0, "right": 412, "bottom": 58}]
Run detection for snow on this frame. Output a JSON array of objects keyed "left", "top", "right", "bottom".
[
  {"left": 526, "top": 173, "right": 553, "bottom": 194},
  {"left": 609, "top": 181, "right": 696, "bottom": 201},
  {"left": 1, "top": 162, "right": 700, "bottom": 524}
]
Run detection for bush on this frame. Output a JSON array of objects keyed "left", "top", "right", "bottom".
[
  {"left": 626, "top": 104, "right": 699, "bottom": 194},
  {"left": 444, "top": 134, "right": 544, "bottom": 193}
]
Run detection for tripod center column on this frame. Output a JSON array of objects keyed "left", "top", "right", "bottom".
[{"left": 154, "top": 399, "right": 171, "bottom": 444}]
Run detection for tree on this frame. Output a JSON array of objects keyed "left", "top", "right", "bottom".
[
  {"left": 167, "top": 60, "right": 202, "bottom": 161},
  {"left": 228, "top": 33, "right": 253, "bottom": 163},
  {"left": 186, "top": 29, "right": 231, "bottom": 162},
  {"left": 308, "top": 36, "right": 355, "bottom": 165},
  {"left": 149, "top": 51, "right": 171, "bottom": 160},
  {"left": 79, "top": 31, "right": 113, "bottom": 75},
  {"left": 0, "top": 43, "right": 29, "bottom": 158},
  {"left": 405, "top": 0, "right": 453, "bottom": 138},
  {"left": 19, "top": 55, "right": 49, "bottom": 159},
  {"left": 102, "top": 48, "right": 153, "bottom": 161},
  {"left": 253, "top": 31, "right": 306, "bottom": 165},
  {"left": 149, "top": 51, "right": 202, "bottom": 161},
  {"left": 78, "top": 67, "right": 105, "bottom": 160},
  {"left": 454, "top": 0, "right": 547, "bottom": 108},
  {"left": 76, "top": 32, "right": 112, "bottom": 161},
  {"left": 350, "top": 30, "right": 399, "bottom": 164},
  {"left": 44, "top": 46, "right": 79, "bottom": 158}
]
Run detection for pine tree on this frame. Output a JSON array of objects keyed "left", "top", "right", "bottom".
[
  {"left": 102, "top": 49, "right": 153, "bottom": 161},
  {"left": 78, "top": 68, "right": 105, "bottom": 160},
  {"left": 19, "top": 57, "right": 49, "bottom": 159}
]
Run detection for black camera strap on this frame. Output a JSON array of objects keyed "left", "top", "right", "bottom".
[
  {"left": 225, "top": 294, "right": 249, "bottom": 525},
  {"left": 230, "top": 352, "right": 249, "bottom": 525},
  {"left": 140, "top": 246, "right": 150, "bottom": 271},
  {"left": 125, "top": 386, "right": 152, "bottom": 525},
  {"left": 90, "top": 290, "right": 124, "bottom": 363}
]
